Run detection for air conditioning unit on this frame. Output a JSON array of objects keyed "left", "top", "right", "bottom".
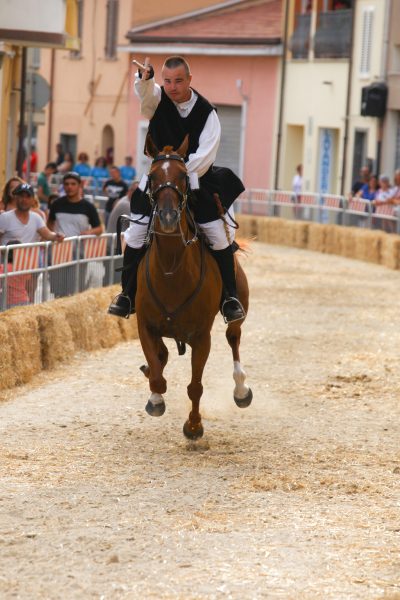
[{"left": 361, "top": 82, "right": 388, "bottom": 118}]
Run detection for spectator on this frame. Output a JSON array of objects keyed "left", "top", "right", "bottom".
[
  {"left": 0, "top": 183, "right": 64, "bottom": 246},
  {"left": 374, "top": 174, "right": 393, "bottom": 204},
  {"left": 91, "top": 157, "right": 109, "bottom": 193},
  {"left": 104, "top": 181, "right": 139, "bottom": 286},
  {"left": 291, "top": 163, "right": 303, "bottom": 219},
  {"left": 356, "top": 174, "right": 379, "bottom": 201},
  {"left": 57, "top": 151, "right": 74, "bottom": 175},
  {"left": 55, "top": 143, "right": 65, "bottom": 167},
  {"left": 22, "top": 144, "right": 38, "bottom": 177},
  {"left": 1, "top": 176, "right": 24, "bottom": 212},
  {"left": 386, "top": 169, "right": 400, "bottom": 204},
  {"left": 37, "top": 162, "right": 57, "bottom": 211},
  {"left": 0, "top": 240, "right": 31, "bottom": 308},
  {"left": 73, "top": 152, "right": 92, "bottom": 178},
  {"left": 47, "top": 172, "right": 103, "bottom": 297},
  {"left": 106, "top": 181, "right": 139, "bottom": 236},
  {"left": 119, "top": 156, "right": 137, "bottom": 183},
  {"left": 351, "top": 165, "right": 371, "bottom": 196},
  {"left": 103, "top": 166, "right": 128, "bottom": 226},
  {"left": 47, "top": 193, "right": 59, "bottom": 209}
]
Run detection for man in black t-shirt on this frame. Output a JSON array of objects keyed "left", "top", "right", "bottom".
[
  {"left": 103, "top": 166, "right": 128, "bottom": 226},
  {"left": 47, "top": 171, "right": 103, "bottom": 297}
]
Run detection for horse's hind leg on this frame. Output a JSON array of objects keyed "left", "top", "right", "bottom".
[
  {"left": 183, "top": 334, "right": 211, "bottom": 440},
  {"left": 226, "top": 322, "right": 252, "bottom": 408}
]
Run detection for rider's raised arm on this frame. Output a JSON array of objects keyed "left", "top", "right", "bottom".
[
  {"left": 185, "top": 110, "right": 221, "bottom": 178},
  {"left": 134, "top": 73, "right": 162, "bottom": 120}
]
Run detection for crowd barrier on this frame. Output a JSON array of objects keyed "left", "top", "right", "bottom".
[
  {"left": 235, "top": 189, "right": 400, "bottom": 235},
  {"left": 0, "top": 233, "right": 121, "bottom": 312}
]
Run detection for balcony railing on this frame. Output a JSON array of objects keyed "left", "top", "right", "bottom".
[
  {"left": 314, "top": 9, "right": 353, "bottom": 58},
  {"left": 289, "top": 14, "right": 311, "bottom": 59}
]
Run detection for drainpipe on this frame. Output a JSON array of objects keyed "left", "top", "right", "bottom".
[
  {"left": 236, "top": 79, "right": 248, "bottom": 181},
  {"left": 274, "top": 0, "right": 290, "bottom": 190},
  {"left": 340, "top": 5, "right": 356, "bottom": 196},
  {"left": 16, "top": 46, "right": 27, "bottom": 177},
  {"left": 47, "top": 49, "right": 56, "bottom": 163}
]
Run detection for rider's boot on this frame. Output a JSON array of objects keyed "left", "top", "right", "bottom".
[
  {"left": 210, "top": 245, "right": 246, "bottom": 323},
  {"left": 108, "top": 245, "right": 145, "bottom": 318}
]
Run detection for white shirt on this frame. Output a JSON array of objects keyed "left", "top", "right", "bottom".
[
  {"left": 0, "top": 210, "right": 45, "bottom": 245},
  {"left": 134, "top": 74, "right": 221, "bottom": 178},
  {"left": 292, "top": 174, "right": 302, "bottom": 195}
]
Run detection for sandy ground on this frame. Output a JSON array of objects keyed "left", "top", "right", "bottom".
[{"left": 1, "top": 242, "right": 400, "bottom": 600}]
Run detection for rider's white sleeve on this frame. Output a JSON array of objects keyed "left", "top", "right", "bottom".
[
  {"left": 185, "top": 110, "right": 221, "bottom": 178},
  {"left": 134, "top": 74, "right": 161, "bottom": 120}
]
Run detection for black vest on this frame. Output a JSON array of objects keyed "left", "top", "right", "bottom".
[{"left": 148, "top": 88, "right": 214, "bottom": 158}]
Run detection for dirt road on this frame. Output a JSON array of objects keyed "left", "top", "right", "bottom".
[{"left": 1, "top": 242, "right": 400, "bottom": 599}]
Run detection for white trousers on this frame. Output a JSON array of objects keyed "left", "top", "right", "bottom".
[{"left": 124, "top": 205, "right": 236, "bottom": 251}]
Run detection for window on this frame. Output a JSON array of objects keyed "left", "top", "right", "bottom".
[
  {"left": 69, "top": 0, "right": 84, "bottom": 59},
  {"left": 395, "top": 113, "right": 400, "bottom": 170},
  {"left": 105, "top": 0, "right": 119, "bottom": 60},
  {"left": 359, "top": 7, "right": 374, "bottom": 77}
]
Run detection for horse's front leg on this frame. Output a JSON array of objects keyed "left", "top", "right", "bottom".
[
  {"left": 183, "top": 333, "right": 211, "bottom": 440},
  {"left": 138, "top": 323, "right": 167, "bottom": 417}
]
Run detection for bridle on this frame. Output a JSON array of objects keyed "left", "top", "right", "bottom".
[{"left": 146, "top": 153, "right": 198, "bottom": 247}]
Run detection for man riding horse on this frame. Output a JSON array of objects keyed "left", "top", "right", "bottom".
[{"left": 108, "top": 55, "right": 246, "bottom": 323}]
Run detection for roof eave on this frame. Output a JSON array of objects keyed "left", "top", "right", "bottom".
[
  {"left": 117, "top": 43, "right": 282, "bottom": 57},
  {"left": 126, "top": 35, "right": 281, "bottom": 45}
]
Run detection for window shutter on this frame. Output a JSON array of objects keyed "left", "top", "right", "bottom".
[
  {"left": 105, "top": 0, "right": 119, "bottom": 59},
  {"left": 360, "top": 7, "right": 374, "bottom": 77}
]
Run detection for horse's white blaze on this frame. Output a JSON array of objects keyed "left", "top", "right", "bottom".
[
  {"left": 233, "top": 360, "right": 249, "bottom": 399},
  {"left": 148, "top": 392, "right": 164, "bottom": 406},
  {"left": 161, "top": 161, "right": 170, "bottom": 173}
]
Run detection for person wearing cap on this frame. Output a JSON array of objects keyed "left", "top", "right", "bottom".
[
  {"left": 47, "top": 172, "right": 103, "bottom": 297},
  {"left": 0, "top": 183, "right": 64, "bottom": 245}
]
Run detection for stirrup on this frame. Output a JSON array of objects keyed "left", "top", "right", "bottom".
[
  {"left": 221, "top": 297, "right": 246, "bottom": 324},
  {"left": 108, "top": 293, "right": 134, "bottom": 319}
]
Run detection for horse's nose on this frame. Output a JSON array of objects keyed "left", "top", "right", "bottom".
[{"left": 159, "top": 208, "right": 178, "bottom": 225}]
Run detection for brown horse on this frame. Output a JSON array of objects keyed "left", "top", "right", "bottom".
[{"left": 135, "top": 135, "right": 252, "bottom": 439}]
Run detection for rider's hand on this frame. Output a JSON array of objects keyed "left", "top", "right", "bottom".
[{"left": 138, "top": 57, "right": 154, "bottom": 80}]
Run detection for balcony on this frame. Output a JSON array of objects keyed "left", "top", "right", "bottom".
[
  {"left": 314, "top": 9, "right": 353, "bottom": 58},
  {"left": 289, "top": 14, "right": 311, "bottom": 59}
]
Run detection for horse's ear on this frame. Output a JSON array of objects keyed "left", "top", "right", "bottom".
[
  {"left": 176, "top": 135, "right": 189, "bottom": 159},
  {"left": 145, "top": 134, "right": 159, "bottom": 159}
]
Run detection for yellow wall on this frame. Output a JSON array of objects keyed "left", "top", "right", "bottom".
[
  {"left": 283, "top": 60, "right": 349, "bottom": 193},
  {"left": 0, "top": 46, "right": 21, "bottom": 190}
]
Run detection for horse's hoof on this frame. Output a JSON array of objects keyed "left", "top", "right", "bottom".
[
  {"left": 140, "top": 364, "right": 149, "bottom": 378},
  {"left": 234, "top": 388, "right": 253, "bottom": 408},
  {"left": 145, "top": 400, "right": 166, "bottom": 417},
  {"left": 183, "top": 420, "right": 204, "bottom": 440}
]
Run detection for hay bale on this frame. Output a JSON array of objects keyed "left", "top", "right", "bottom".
[
  {"left": 55, "top": 294, "right": 99, "bottom": 352},
  {"left": 236, "top": 215, "right": 259, "bottom": 239},
  {"left": 34, "top": 304, "right": 75, "bottom": 370},
  {"left": 325, "top": 224, "right": 343, "bottom": 255},
  {"left": 381, "top": 234, "right": 400, "bottom": 269},
  {"left": 88, "top": 287, "right": 127, "bottom": 348},
  {"left": 0, "top": 318, "right": 15, "bottom": 390},
  {"left": 353, "top": 229, "right": 384, "bottom": 264},
  {"left": 289, "top": 221, "right": 309, "bottom": 248},
  {"left": 1, "top": 311, "right": 42, "bottom": 385},
  {"left": 308, "top": 223, "right": 327, "bottom": 253}
]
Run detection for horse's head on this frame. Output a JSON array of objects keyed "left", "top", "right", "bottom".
[{"left": 146, "top": 134, "right": 189, "bottom": 233}]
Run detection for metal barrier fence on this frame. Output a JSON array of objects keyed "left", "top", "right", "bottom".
[
  {"left": 234, "top": 189, "right": 400, "bottom": 235},
  {"left": 0, "top": 233, "right": 122, "bottom": 312}
]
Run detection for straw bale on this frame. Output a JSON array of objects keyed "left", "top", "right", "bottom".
[
  {"left": 353, "top": 229, "right": 384, "bottom": 264},
  {"left": 381, "top": 234, "right": 400, "bottom": 270},
  {"left": 34, "top": 304, "right": 75, "bottom": 370},
  {"left": 324, "top": 224, "right": 343, "bottom": 255},
  {"left": 236, "top": 215, "right": 259, "bottom": 239},
  {"left": 0, "top": 318, "right": 15, "bottom": 390},
  {"left": 307, "top": 223, "right": 327, "bottom": 253},
  {"left": 1, "top": 311, "right": 42, "bottom": 385},
  {"left": 87, "top": 287, "right": 128, "bottom": 348},
  {"left": 290, "top": 221, "right": 309, "bottom": 248},
  {"left": 56, "top": 294, "right": 100, "bottom": 352}
]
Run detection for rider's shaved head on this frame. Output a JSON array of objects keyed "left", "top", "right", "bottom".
[{"left": 163, "top": 56, "right": 191, "bottom": 77}]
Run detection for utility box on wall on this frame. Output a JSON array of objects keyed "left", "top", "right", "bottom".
[{"left": 361, "top": 82, "right": 388, "bottom": 118}]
